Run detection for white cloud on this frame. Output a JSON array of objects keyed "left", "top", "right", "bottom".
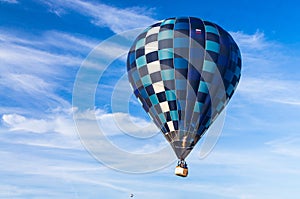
[
  {"left": 72, "top": 108, "right": 175, "bottom": 173},
  {"left": 96, "top": 111, "right": 159, "bottom": 138},
  {"left": 0, "top": 30, "right": 88, "bottom": 74},
  {"left": 1, "top": 109, "right": 82, "bottom": 149},
  {"left": 2, "top": 74, "right": 51, "bottom": 94},
  {"left": 266, "top": 136, "right": 300, "bottom": 158},
  {"left": 1, "top": 108, "right": 163, "bottom": 152},
  {"left": 0, "top": 185, "right": 43, "bottom": 198},
  {"left": 231, "top": 31, "right": 300, "bottom": 74},
  {"left": 0, "top": 73, "right": 70, "bottom": 108},
  {"left": 0, "top": 0, "right": 18, "bottom": 4},
  {"left": 41, "top": 31, "right": 98, "bottom": 52},
  {"left": 0, "top": 29, "right": 100, "bottom": 112},
  {"left": 2, "top": 112, "right": 75, "bottom": 135},
  {"left": 0, "top": 7, "right": 300, "bottom": 197},
  {"left": 173, "top": 142, "right": 300, "bottom": 198},
  {"left": 41, "top": 0, "right": 156, "bottom": 33},
  {"left": 238, "top": 77, "right": 300, "bottom": 106},
  {"left": 229, "top": 31, "right": 300, "bottom": 106},
  {"left": 231, "top": 31, "right": 270, "bottom": 50},
  {"left": 0, "top": 30, "right": 97, "bottom": 53},
  {"left": 0, "top": 147, "right": 133, "bottom": 198}
]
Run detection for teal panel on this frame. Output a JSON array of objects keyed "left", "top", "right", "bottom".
[
  {"left": 198, "top": 81, "right": 210, "bottom": 93},
  {"left": 205, "top": 25, "right": 218, "bottom": 35},
  {"left": 158, "top": 113, "right": 166, "bottom": 123},
  {"left": 194, "top": 102, "right": 203, "bottom": 112},
  {"left": 161, "top": 69, "right": 174, "bottom": 81},
  {"left": 206, "top": 40, "right": 220, "bottom": 53},
  {"left": 165, "top": 90, "right": 176, "bottom": 101},
  {"left": 141, "top": 75, "right": 152, "bottom": 86},
  {"left": 158, "top": 48, "right": 173, "bottom": 60},
  {"left": 202, "top": 60, "right": 217, "bottom": 73},
  {"left": 158, "top": 30, "right": 173, "bottom": 40},
  {"left": 136, "top": 56, "right": 146, "bottom": 68},
  {"left": 135, "top": 38, "right": 145, "bottom": 50},
  {"left": 149, "top": 94, "right": 159, "bottom": 105},
  {"left": 170, "top": 110, "right": 178, "bottom": 120},
  {"left": 161, "top": 19, "right": 175, "bottom": 25}
]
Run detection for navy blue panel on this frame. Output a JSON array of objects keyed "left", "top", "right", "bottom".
[
  {"left": 146, "top": 51, "right": 158, "bottom": 63},
  {"left": 136, "top": 48, "right": 145, "bottom": 59},
  {"left": 157, "top": 92, "right": 167, "bottom": 102},
  {"left": 160, "top": 59, "right": 174, "bottom": 69}
]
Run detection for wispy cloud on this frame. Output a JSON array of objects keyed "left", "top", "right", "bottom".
[
  {"left": 0, "top": 73, "right": 70, "bottom": 108},
  {"left": 0, "top": 29, "right": 93, "bottom": 70},
  {"left": 238, "top": 77, "right": 300, "bottom": 106},
  {"left": 0, "top": 29, "right": 99, "bottom": 112},
  {"left": 0, "top": 0, "right": 18, "bottom": 4},
  {"left": 266, "top": 136, "right": 300, "bottom": 158},
  {"left": 0, "top": 28, "right": 98, "bottom": 164},
  {"left": 1, "top": 2, "right": 300, "bottom": 196},
  {"left": 231, "top": 31, "right": 270, "bottom": 50},
  {"left": 1, "top": 107, "right": 165, "bottom": 154},
  {"left": 40, "top": 0, "right": 156, "bottom": 33},
  {"left": 0, "top": 107, "right": 82, "bottom": 150},
  {"left": 0, "top": 142, "right": 134, "bottom": 198},
  {"left": 231, "top": 31, "right": 300, "bottom": 74},
  {"left": 2, "top": 112, "right": 73, "bottom": 135},
  {"left": 230, "top": 31, "right": 300, "bottom": 106}
]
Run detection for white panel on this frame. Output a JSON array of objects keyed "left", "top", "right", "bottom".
[
  {"left": 152, "top": 81, "right": 165, "bottom": 93},
  {"left": 167, "top": 121, "right": 175, "bottom": 132},
  {"left": 147, "top": 60, "right": 160, "bottom": 74},
  {"left": 145, "top": 41, "right": 158, "bottom": 54},
  {"left": 160, "top": 101, "right": 170, "bottom": 113},
  {"left": 146, "top": 26, "right": 160, "bottom": 36}
]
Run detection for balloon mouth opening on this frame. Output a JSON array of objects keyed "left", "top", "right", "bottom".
[{"left": 164, "top": 130, "right": 198, "bottom": 159}]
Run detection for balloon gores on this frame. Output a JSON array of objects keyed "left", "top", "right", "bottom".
[{"left": 126, "top": 17, "right": 241, "bottom": 177}]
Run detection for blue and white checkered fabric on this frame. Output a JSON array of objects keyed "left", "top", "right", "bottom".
[{"left": 127, "top": 17, "right": 241, "bottom": 159}]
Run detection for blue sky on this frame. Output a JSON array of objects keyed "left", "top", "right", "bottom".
[{"left": 1, "top": 0, "right": 300, "bottom": 198}]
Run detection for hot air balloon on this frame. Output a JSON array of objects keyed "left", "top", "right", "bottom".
[{"left": 126, "top": 17, "right": 241, "bottom": 177}]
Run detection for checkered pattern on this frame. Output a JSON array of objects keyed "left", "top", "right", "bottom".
[{"left": 127, "top": 17, "right": 242, "bottom": 159}]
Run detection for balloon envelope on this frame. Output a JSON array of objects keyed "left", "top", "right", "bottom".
[{"left": 127, "top": 17, "right": 241, "bottom": 159}]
